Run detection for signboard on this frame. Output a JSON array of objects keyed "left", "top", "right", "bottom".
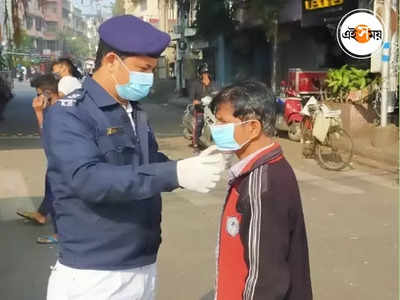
[
  {"left": 304, "top": 0, "right": 344, "bottom": 11},
  {"left": 301, "top": 0, "right": 358, "bottom": 27}
]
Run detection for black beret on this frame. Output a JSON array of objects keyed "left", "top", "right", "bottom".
[{"left": 99, "top": 15, "right": 171, "bottom": 57}]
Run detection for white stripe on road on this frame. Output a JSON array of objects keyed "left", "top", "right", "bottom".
[{"left": 294, "top": 169, "right": 365, "bottom": 194}]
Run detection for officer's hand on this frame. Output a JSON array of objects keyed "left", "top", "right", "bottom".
[
  {"left": 200, "top": 145, "right": 236, "bottom": 169},
  {"left": 177, "top": 153, "right": 226, "bottom": 193},
  {"left": 199, "top": 145, "right": 219, "bottom": 156}
]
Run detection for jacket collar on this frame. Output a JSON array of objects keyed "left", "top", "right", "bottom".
[
  {"left": 229, "top": 143, "right": 283, "bottom": 185},
  {"left": 83, "top": 77, "right": 119, "bottom": 108}
]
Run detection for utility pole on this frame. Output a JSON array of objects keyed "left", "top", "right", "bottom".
[
  {"left": 380, "top": 0, "right": 392, "bottom": 127},
  {"left": 175, "top": 0, "right": 189, "bottom": 95},
  {"left": 271, "top": 13, "right": 278, "bottom": 95},
  {"left": 175, "top": 0, "right": 184, "bottom": 93},
  {"left": 159, "top": 0, "right": 168, "bottom": 33}
]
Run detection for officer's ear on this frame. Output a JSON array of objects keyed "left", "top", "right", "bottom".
[{"left": 103, "top": 53, "right": 119, "bottom": 73}]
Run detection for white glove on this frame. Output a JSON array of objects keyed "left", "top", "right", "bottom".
[
  {"left": 200, "top": 145, "right": 235, "bottom": 169},
  {"left": 199, "top": 145, "right": 219, "bottom": 156},
  {"left": 177, "top": 152, "right": 226, "bottom": 193}
]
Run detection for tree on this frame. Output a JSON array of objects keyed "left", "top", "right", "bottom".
[
  {"left": 8, "top": 0, "right": 46, "bottom": 47},
  {"left": 246, "top": 0, "right": 287, "bottom": 39},
  {"left": 242, "top": 0, "right": 288, "bottom": 92},
  {"left": 57, "top": 31, "right": 92, "bottom": 59},
  {"left": 112, "top": 0, "right": 126, "bottom": 16},
  {"left": 20, "top": 29, "right": 34, "bottom": 50},
  {"left": 194, "top": 0, "right": 234, "bottom": 39}
]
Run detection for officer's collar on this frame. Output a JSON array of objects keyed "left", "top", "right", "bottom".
[{"left": 83, "top": 77, "right": 119, "bottom": 108}]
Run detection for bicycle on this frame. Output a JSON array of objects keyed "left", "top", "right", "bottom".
[{"left": 300, "top": 97, "right": 354, "bottom": 171}]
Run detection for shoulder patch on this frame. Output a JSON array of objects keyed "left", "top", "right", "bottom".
[
  {"left": 66, "top": 93, "right": 82, "bottom": 99},
  {"left": 59, "top": 89, "right": 86, "bottom": 107},
  {"left": 59, "top": 99, "right": 77, "bottom": 107}
]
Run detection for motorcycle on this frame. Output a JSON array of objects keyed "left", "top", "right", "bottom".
[
  {"left": 182, "top": 95, "right": 216, "bottom": 148},
  {"left": 275, "top": 81, "right": 303, "bottom": 141},
  {"left": 16, "top": 71, "right": 24, "bottom": 82}
]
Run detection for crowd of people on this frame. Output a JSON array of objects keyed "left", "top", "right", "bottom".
[{"left": 12, "top": 15, "right": 311, "bottom": 300}]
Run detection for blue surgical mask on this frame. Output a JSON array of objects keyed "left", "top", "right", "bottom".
[
  {"left": 210, "top": 121, "right": 252, "bottom": 152},
  {"left": 113, "top": 57, "right": 154, "bottom": 101}
]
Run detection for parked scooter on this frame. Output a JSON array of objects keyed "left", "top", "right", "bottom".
[
  {"left": 275, "top": 81, "right": 303, "bottom": 141},
  {"left": 182, "top": 95, "right": 216, "bottom": 148}
]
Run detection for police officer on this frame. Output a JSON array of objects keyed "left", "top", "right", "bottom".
[{"left": 43, "top": 15, "right": 225, "bottom": 300}]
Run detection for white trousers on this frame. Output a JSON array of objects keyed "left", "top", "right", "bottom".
[{"left": 47, "top": 261, "right": 157, "bottom": 300}]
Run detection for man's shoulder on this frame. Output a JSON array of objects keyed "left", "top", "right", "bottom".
[{"left": 59, "top": 76, "right": 82, "bottom": 90}]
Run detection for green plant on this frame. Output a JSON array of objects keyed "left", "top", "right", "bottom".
[{"left": 325, "top": 65, "right": 373, "bottom": 103}]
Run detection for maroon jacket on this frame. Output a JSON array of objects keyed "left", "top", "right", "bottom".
[{"left": 216, "top": 144, "right": 312, "bottom": 300}]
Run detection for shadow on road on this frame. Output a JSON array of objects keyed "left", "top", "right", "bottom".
[
  {"left": 0, "top": 138, "right": 43, "bottom": 151},
  {"left": 200, "top": 290, "right": 215, "bottom": 300},
  {"left": 0, "top": 210, "right": 57, "bottom": 300}
]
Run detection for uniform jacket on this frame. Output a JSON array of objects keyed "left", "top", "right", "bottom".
[
  {"left": 216, "top": 144, "right": 312, "bottom": 300},
  {"left": 43, "top": 77, "right": 179, "bottom": 270}
]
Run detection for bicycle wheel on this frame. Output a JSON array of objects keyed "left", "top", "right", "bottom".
[
  {"left": 300, "top": 116, "right": 315, "bottom": 158},
  {"left": 315, "top": 128, "right": 353, "bottom": 171}
]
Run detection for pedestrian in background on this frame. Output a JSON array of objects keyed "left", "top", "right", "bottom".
[
  {"left": 16, "top": 74, "right": 61, "bottom": 244},
  {"left": 51, "top": 58, "right": 82, "bottom": 97},
  {"left": 210, "top": 81, "right": 312, "bottom": 300},
  {"left": 190, "top": 62, "right": 217, "bottom": 153},
  {"left": 0, "top": 75, "right": 13, "bottom": 121},
  {"left": 43, "top": 15, "right": 225, "bottom": 300}
]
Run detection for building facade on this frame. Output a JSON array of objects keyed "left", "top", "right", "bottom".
[
  {"left": 124, "top": 0, "right": 177, "bottom": 35},
  {"left": 15, "top": 0, "right": 93, "bottom": 58}
]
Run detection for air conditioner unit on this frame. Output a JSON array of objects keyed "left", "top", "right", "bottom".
[{"left": 184, "top": 27, "right": 196, "bottom": 37}]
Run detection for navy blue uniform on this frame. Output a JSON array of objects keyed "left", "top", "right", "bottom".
[{"left": 43, "top": 77, "right": 179, "bottom": 270}]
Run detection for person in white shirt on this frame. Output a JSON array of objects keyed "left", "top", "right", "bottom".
[{"left": 51, "top": 58, "right": 82, "bottom": 97}]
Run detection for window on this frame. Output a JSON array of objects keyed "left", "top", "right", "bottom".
[
  {"left": 26, "top": 15, "right": 33, "bottom": 30},
  {"left": 35, "top": 17, "right": 42, "bottom": 31},
  {"left": 46, "top": 21, "right": 58, "bottom": 32},
  {"left": 63, "top": 8, "right": 70, "bottom": 19},
  {"left": 47, "top": 40, "right": 57, "bottom": 51}
]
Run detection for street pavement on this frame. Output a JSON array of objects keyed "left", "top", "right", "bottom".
[{"left": 0, "top": 81, "right": 398, "bottom": 300}]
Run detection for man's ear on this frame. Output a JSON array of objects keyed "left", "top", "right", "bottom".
[{"left": 249, "top": 119, "right": 262, "bottom": 138}]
